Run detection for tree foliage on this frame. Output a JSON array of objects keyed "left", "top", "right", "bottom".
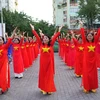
[
  {"left": 0, "top": 9, "right": 56, "bottom": 37},
  {"left": 78, "top": 0, "right": 100, "bottom": 28}
]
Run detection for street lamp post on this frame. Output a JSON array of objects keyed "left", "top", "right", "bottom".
[{"left": 0, "top": 0, "right": 4, "bottom": 37}]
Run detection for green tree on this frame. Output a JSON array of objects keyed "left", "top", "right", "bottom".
[
  {"left": 34, "top": 20, "right": 56, "bottom": 37},
  {"left": 78, "top": 0, "right": 100, "bottom": 29},
  {"left": 0, "top": 9, "right": 56, "bottom": 37},
  {"left": 2, "top": 9, "right": 35, "bottom": 35}
]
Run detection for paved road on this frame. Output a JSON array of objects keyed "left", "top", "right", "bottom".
[{"left": 0, "top": 53, "right": 100, "bottom": 100}]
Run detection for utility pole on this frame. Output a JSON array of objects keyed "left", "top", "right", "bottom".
[{"left": 0, "top": 0, "right": 4, "bottom": 37}]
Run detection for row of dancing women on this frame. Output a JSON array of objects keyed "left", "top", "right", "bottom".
[
  {"left": 1, "top": 22, "right": 100, "bottom": 95},
  {"left": 0, "top": 27, "right": 39, "bottom": 94},
  {"left": 0, "top": 24, "right": 63, "bottom": 95},
  {"left": 58, "top": 22, "right": 100, "bottom": 93}
]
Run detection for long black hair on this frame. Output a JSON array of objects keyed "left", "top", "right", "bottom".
[
  {"left": 86, "top": 32, "right": 94, "bottom": 42},
  {"left": 13, "top": 38, "right": 20, "bottom": 44},
  {"left": 42, "top": 34, "right": 51, "bottom": 47}
]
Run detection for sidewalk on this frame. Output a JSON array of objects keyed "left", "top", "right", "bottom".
[{"left": 0, "top": 53, "right": 100, "bottom": 100}]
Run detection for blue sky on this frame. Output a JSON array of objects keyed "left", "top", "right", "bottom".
[{"left": 18, "top": 0, "right": 53, "bottom": 23}]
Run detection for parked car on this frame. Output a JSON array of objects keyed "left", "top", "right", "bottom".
[{"left": 53, "top": 41, "right": 58, "bottom": 52}]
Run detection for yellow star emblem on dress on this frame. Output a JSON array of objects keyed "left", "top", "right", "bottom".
[
  {"left": 88, "top": 45, "right": 95, "bottom": 52},
  {"left": 66, "top": 44, "right": 69, "bottom": 46},
  {"left": 33, "top": 44, "right": 35, "bottom": 47},
  {"left": 21, "top": 46, "right": 24, "bottom": 49},
  {"left": 78, "top": 46, "right": 84, "bottom": 51},
  {"left": 71, "top": 45, "right": 75, "bottom": 48},
  {"left": 42, "top": 47, "right": 50, "bottom": 53},
  {"left": 14, "top": 47, "right": 19, "bottom": 50},
  {"left": 30, "top": 44, "right": 32, "bottom": 47},
  {"left": 26, "top": 45, "right": 29, "bottom": 48},
  {"left": 0, "top": 49, "right": 3, "bottom": 56}
]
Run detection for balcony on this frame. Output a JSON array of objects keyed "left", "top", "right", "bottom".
[
  {"left": 57, "top": 2, "right": 67, "bottom": 9},
  {"left": 57, "top": 4, "right": 62, "bottom": 9},
  {"left": 70, "top": 0, "right": 78, "bottom": 6},
  {"left": 62, "top": 2, "right": 67, "bottom": 7}
]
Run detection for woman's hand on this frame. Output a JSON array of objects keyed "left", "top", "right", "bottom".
[
  {"left": 11, "top": 27, "right": 17, "bottom": 38},
  {"left": 70, "top": 30, "right": 75, "bottom": 38},
  {"left": 79, "top": 20, "right": 83, "bottom": 28},
  {"left": 30, "top": 24, "right": 34, "bottom": 30},
  {"left": 58, "top": 25, "right": 63, "bottom": 32},
  {"left": 39, "top": 29, "right": 42, "bottom": 33}
]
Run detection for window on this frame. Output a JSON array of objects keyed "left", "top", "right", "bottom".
[
  {"left": 5, "top": 0, "right": 8, "bottom": 3},
  {"left": 70, "top": 8, "right": 79, "bottom": 14},
  {"left": 70, "top": 0, "right": 78, "bottom": 6},
  {"left": 63, "top": 0, "right": 66, "bottom": 3},
  {"left": 63, "top": 11, "right": 67, "bottom": 15},
  {"left": 70, "top": 16, "right": 77, "bottom": 24},
  {"left": 63, "top": 18, "right": 67, "bottom": 22},
  {"left": 70, "top": 0, "right": 77, "bottom": 3}
]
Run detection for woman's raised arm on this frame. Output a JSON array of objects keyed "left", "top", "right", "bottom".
[
  {"left": 4, "top": 27, "right": 17, "bottom": 49},
  {"left": 51, "top": 25, "right": 63, "bottom": 46},
  {"left": 30, "top": 24, "right": 41, "bottom": 45},
  {"left": 94, "top": 28, "right": 100, "bottom": 43}
]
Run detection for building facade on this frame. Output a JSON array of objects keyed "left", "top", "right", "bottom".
[
  {"left": 0, "top": 0, "right": 18, "bottom": 11},
  {"left": 53, "top": 0, "right": 79, "bottom": 29}
]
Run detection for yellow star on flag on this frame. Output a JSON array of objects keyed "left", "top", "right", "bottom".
[
  {"left": 88, "top": 45, "right": 95, "bottom": 52},
  {"left": 42, "top": 47, "right": 50, "bottom": 53},
  {"left": 78, "top": 46, "right": 84, "bottom": 51},
  {"left": 0, "top": 50, "right": 3, "bottom": 56},
  {"left": 14, "top": 47, "right": 19, "bottom": 50}
]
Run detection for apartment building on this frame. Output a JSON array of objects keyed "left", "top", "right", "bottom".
[
  {"left": 0, "top": 0, "right": 18, "bottom": 11},
  {"left": 53, "top": 0, "right": 79, "bottom": 29}
]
